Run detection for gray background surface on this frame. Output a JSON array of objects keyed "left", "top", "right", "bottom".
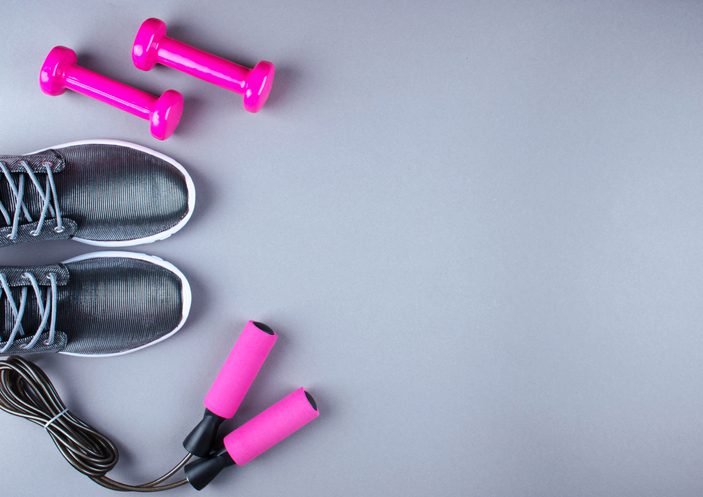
[{"left": 1, "top": 1, "right": 702, "bottom": 496}]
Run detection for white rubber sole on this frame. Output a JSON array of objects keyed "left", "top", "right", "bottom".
[
  {"left": 58, "top": 251, "right": 192, "bottom": 358},
  {"left": 28, "top": 139, "right": 196, "bottom": 247}
]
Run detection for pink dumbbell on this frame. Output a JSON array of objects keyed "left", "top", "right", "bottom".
[
  {"left": 132, "top": 18, "right": 275, "bottom": 113},
  {"left": 39, "top": 46, "right": 183, "bottom": 140}
]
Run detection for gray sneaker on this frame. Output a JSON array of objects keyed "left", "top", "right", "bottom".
[
  {"left": 0, "top": 139, "right": 195, "bottom": 247},
  {"left": 0, "top": 251, "right": 191, "bottom": 357}
]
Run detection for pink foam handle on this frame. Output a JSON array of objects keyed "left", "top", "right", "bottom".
[
  {"left": 204, "top": 321, "right": 278, "bottom": 419},
  {"left": 224, "top": 388, "right": 319, "bottom": 466}
]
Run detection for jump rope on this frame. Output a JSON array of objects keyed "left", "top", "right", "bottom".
[{"left": 0, "top": 321, "right": 319, "bottom": 491}]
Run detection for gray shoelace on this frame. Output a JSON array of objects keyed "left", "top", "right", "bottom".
[
  {"left": 0, "top": 272, "right": 58, "bottom": 352},
  {"left": 0, "top": 160, "right": 64, "bottom": 240}
]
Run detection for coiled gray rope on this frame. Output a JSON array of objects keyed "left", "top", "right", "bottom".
[{"left": 0, "top": 356, "right": 190, "bottom": 492}]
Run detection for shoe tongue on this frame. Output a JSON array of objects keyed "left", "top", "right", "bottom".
[
  {"left": 0, "top": 151, "right": 66, "bottom": 227},
  {"left": 2, "top": 286, "right": 43, "bottom": 340},
  {"left": 0, "top": 284, "right": 68, "bottom": 355},
  {"left": 0, "top": 265, "right": 69, "bottom": 344},
  {"left": 0, "top": 174, "right": 45, "bottom": 223}
]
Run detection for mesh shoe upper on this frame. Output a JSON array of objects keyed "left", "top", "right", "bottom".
[
  {"left": 0, "top": 141, "right": 194, "bottom": 246},
  {"left": 0, "top": 253, "right": 190, "bottom": 356}
]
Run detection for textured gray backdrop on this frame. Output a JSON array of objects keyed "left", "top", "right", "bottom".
[{"left": 1, "top": 1, "right": 703, "bottom": 496}]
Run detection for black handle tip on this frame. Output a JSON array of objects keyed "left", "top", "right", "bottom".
[
  {"left": 183, "top": 409, "right": 224, "bottom": 457},
  {"left": 185, "top": 448, "right": 235, "bottom": 490}
]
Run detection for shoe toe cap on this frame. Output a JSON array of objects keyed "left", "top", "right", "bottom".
[
  {"left": 55, "top": 142, "right": 194, "bottom": 244},
  {"left": 59, "top": 254, "right": 189, "bottom": 356}
]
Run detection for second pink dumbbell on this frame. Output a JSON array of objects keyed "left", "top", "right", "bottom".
[
  {"left": 132, "top": 18, "right": 275, "bottom": 113},
  {"left": 39, "top": 46, "right": 183, "bottom": 140}
]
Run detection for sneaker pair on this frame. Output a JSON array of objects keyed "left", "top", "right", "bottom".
[{"left": 0, "top": 140, "right": 195, "bottom": 356}]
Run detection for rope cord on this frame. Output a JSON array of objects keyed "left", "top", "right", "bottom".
[{"left": 0, "top": 356, "right": 190, "bottom": 492}]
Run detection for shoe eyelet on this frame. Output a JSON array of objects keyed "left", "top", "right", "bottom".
[
  {"left": 41, "top": 161, "right": 53, "bottom": 168},
  {"left": 43, "top": 339, "right": 53, "bottom": 346},
  {"left": 30, "top": 230, "right": 40, "bottom": 237},
  {"left": 5, "top": 233, "right": 16, "bottom": 240},
  {"left": 53, "top": 226, "right": 65, "bottom": 234}
]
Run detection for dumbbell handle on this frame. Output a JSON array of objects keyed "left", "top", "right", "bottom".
[
  {"left": 64, "top": 65, "right": 159, "bottom": 120},
  {"left": 153, "top": 36, "right": 250, "bottom": 93}
]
